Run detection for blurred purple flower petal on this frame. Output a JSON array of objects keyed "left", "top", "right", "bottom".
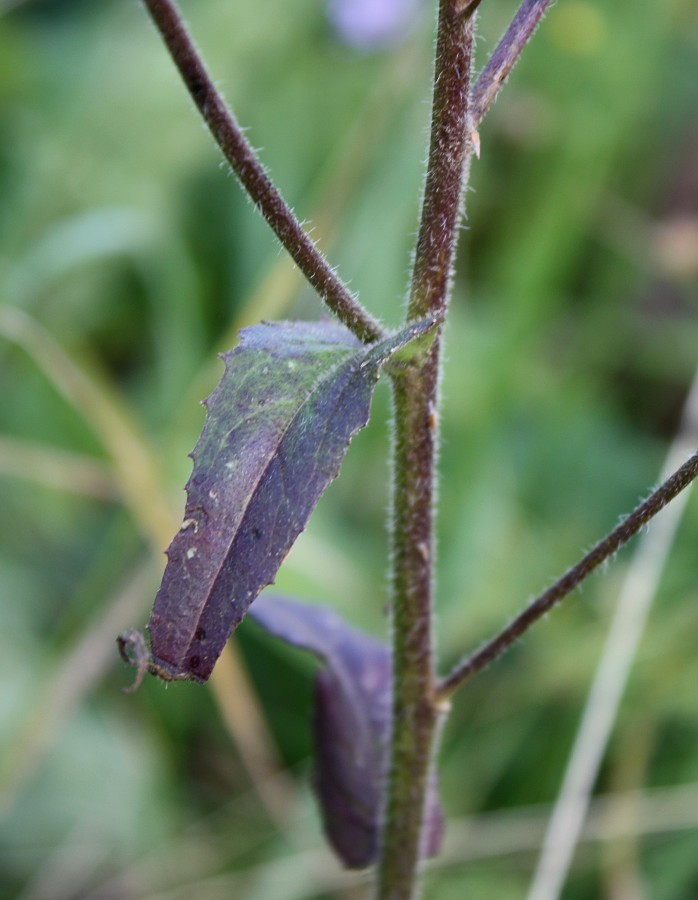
[
  {"left": 249, "top": 594, "right": 443, "bottom": 868},
  {"left": 327, "top": 0, "right": 422, "bottom": 50}
]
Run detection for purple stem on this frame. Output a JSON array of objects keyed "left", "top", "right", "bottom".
[
  {"left": 438, "top": 450, "right": 698, "bottom": 698},
  {"left": 471, "top": 0, "right": 554, "bottom": 128},
  {"left": 378, "top": 2, "right": 476, "bottom": 896},
  {"left": 142, "top": 0, "right": 384, "bottom": 344}
]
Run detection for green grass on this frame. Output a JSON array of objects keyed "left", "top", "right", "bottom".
[{"left": 0, "top": 0, "right": 697, "bottom": 897}]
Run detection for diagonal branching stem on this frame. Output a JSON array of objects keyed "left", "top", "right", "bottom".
[
  {"left": 141, "top": 0, "right": 384, "bottom": 344},
  {"left": 470, "top": 0, "right": 554, "bottom": 129},
  {"left": 437, "top": 449, "right": 698, "bottom": 699},
  {"left": 379, "top": 3, "right": 476, "bottom": 897},
  {"left": 528, "top": 374, "right": 698, "bottom": 900}
]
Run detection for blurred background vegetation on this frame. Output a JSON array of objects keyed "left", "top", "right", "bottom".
[{"left": 0, "top": 0, "right": 697, "bottom": 897}]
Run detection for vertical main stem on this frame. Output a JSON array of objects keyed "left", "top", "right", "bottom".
[
  {"left": 408, "top": 2, "right": 475, "bottom": 321},
  {"left": 379, "top": 351, "right": 441, "bottom": 900},
  {"left": 378, "top": 4, "right": 475, "bottom": 897}
]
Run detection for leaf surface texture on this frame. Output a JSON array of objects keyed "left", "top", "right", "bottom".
[{"left": 149, "top": 318, "right": 433, "bottom": 681}]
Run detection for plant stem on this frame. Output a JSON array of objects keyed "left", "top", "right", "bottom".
[
  {"left": 408, "top": 3, "right": 476, "bottom": 321},
  {"left": 437, "top": 449, "right": 698, "bottom": 699},
  {"left": 381, "top": 353, "right": 442, "bottom": 900},
  {"left": 378, "top": 4, "right": 476, "bottom": 897},
  {"left": 528, "top": 374, "right": 698, "bottom": 900},
  {"left": 141, "top": 0, "right": 384, "bottom": 344},
  {"left": 470, "top": 0, "right": 554, "bottom": 129}
]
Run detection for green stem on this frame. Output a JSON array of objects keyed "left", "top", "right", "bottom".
[
  {"left": 141, "top": 0, "right": 384, "bottom": 344},
  {"left": 380, "top": 354, "right": 441, "bottom": 900},
  {"left": 378, "top": 4, "right": 476, "bottom": 897}
]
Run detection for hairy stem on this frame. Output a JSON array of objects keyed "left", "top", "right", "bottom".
[
  {"left": 470, "top": 0, "right": 554, "bottom": 129},
  {"left": 141, "top": 0, "right": 384, "bottom": 343},
  {"left": 381, "top": 354, "right": 441, "bottom": 900},
  {"left": 408, "top": 4, "right": 476, "bottom": 321},
  {"left": 378, "top": 4, "right": 475, "bottom": 897},
  {"left": 438, "top": 449, "right": 698, "bottom": 698}
]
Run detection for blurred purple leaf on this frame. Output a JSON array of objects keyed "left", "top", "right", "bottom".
[
  {"left": 148, "top": 317, "right": 436, "bottom": 683},
  {"left": 327, "top": 0, "right": 422, "bottom": 50},
  {"left": 249, "top": 594, "right": 443, "bottom": 868}
]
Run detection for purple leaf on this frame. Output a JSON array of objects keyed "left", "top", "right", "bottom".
[
  {"left": 249, "top": 594, "right": 443, "bottom": 869},
  {"left": 148, "top": 317, "right": 436, "bottom": 683}
]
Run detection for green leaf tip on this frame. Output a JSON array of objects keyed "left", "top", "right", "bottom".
[{"left": 379, "top": 313, "right": 442, "bottom": 373}]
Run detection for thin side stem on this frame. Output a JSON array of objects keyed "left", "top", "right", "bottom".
[
  {"left": 141, "top": 0, "right": 384, "bottom": 344},
  {"left": 470, "top": 0, "right": 553, "bottom": 129},
  {"left": 378, "top": 3, "right": 476, "bottom": 897},
  {"left": 528, "top": 372, "right": 698, "bottom": 900},
  {"left": 438, "top": 449, "right": 698, "bottom": 699}
]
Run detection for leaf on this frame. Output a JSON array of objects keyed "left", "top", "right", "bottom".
[
  {"left": 148, "top": 317, "right": 436, "bottom": 683},
  {"left": 249, "top": 594, "right": 444, "bottom": 869}
]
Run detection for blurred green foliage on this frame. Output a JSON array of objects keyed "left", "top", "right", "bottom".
[{"left": 0, "top": 0, "right": 697, "bottom": 897}]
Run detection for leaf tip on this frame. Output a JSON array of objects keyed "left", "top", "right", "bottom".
[
  {"left": 378, "top": 313, "right": 443, "bottom": 373},
  {"left": 117, "top": 629, "right": 152, "bottom": 693},
  {"left": 117, "top": 628, "right": 181, "bottom": 691}
]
